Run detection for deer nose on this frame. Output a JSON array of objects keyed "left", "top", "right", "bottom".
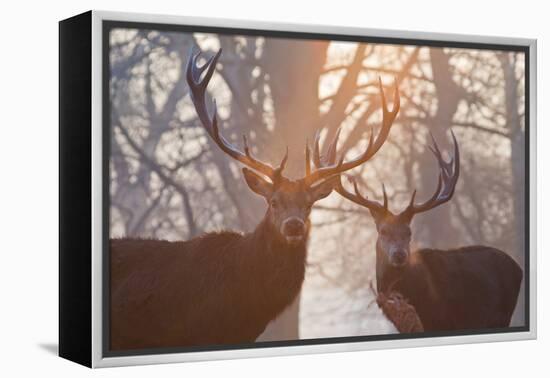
[
  {"left": 283, "top": 217, "right": 305, "bottom": 236},
  {"left": 392, "top": 250, "right": 407, "bottom": 266}
]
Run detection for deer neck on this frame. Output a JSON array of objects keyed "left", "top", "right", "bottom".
[
  {"left": 246, "top": 217, "right": 308, "bottom": 298},
  {"left": 375, "top": 242, "right": 387, "bottom": 292},
  {"left": 376, "top": 245, "right": 436, "bottom": 304},
  {"left": 252, "top": 217, "right": 309, "bottom": 260},
  {"left": 376, "top": 241, "right": 402, "bottom": 293}
]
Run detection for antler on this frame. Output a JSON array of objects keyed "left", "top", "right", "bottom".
[
  {"left": 324, "top": 131, "right": 459, "bottom": 220},
  {"left": 338, "top": 176, "right": 390, "bottom": 216},
  {"left": 186, "top": 48, "right": 288, "bottom": 181},
  {"left": 401, "top": 131, "right": 460, "bottom": 218},
  {"left": 305, "top": 77, "right": 400, "bottom": 186}
]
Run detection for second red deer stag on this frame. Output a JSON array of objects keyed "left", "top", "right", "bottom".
[
  {"left": 316, "top": 131, "right": 522, "bottom": 332},
  {"left": 110, "top": 48, "right": 400, "bottom": 350}
]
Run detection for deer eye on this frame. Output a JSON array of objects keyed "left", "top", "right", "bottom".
[{"left": 270, "top": 199, "right": 278, "bottom": 209}]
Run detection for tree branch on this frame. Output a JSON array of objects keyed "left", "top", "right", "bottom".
[{"left": 115, "top": 123, "right": 200, "bottom": 238}]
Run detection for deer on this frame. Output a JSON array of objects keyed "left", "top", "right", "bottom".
[
  {"left": 315, "top": 131, "right": 523, "bottom": 332},
  {"left": 109, "top": 48, "right": 401, "bottom": 350}
]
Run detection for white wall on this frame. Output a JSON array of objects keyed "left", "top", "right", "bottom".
[{"left": 1, "top": 0, "right": 546, "bottom": 376}]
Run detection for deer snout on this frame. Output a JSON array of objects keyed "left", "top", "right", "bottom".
[
  {"left": 282, "top": 217, "right": 306, "bottom": 242},
  {"left": 391, "top": 249, "right": 408, "bottom": 267},
  {"left": 283, "top": 217, "right": 305, "bottom": 235}
]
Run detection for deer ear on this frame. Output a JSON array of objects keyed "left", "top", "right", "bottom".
[
  {"left": 242, "top": 168, "right": 274, "bottom": 198},
  {"left": 309, "top": 175, "right": 338, "bottom": 202}
]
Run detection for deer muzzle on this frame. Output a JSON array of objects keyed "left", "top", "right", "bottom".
[
  {"left": 390, "top": 248, "right": 408, "bottom": 267},
  {"left": 281, "top": 217, "right": 306, "bottom": 244}
]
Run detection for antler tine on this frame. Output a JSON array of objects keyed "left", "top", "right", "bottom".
[
  {"left": 312, "top": 130, "right": 323, "bottom": 167},
  {"left": 307, "top": 130, "right": 345, "bottom": 183},
  {"left": 427, "top": 132, "right": 448, "bottom": 174},
  {"left": 305, "top": 139, "right": 311, "bottom": 177},
  {"left": 326, "top": 127, "right": 342, "bottom": 164},
  {"left": 450, "top": 130, "right": 460, "bottom": 185},
  {"left": 337, "top": 176, "right": 388, "bottom": 214},
  {"left": 242, "top": 135, "right": 251, "bottom": 157},
  {"left": 274, "top": 147, "right": 289, "bottom": 177},
  {"left": 185, "top": 48, "right": 221, "bottom": 135},
  {"left": 186, "top": 48, "right": 283, "bottom": 181},
  {"left": 402, "top": 131, "right": 460, "bottom": 218},
  {"left": 382, "top": 183, "right": 389, "bottom": 210},
  {"left": 408, "top": 189, "right": 417, "bottom": 208},
  {"left": 305, "top": 77, "right": 400, "bottom": 186}
]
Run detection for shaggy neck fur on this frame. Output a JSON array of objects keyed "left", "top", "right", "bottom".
[
  {"left": 109, "top": 212, "right": 311, "bottom": 349},
  {"left": 241, "top": 216, "right": 309, "bottom": 312},
  {"left": 375, "top": 242, "right": 430, "bottom": 295},
  {"left": 376, "top": 241, "right": 399, "bottom": 293}
]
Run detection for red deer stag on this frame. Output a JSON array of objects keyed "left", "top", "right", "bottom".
[
  {"left": 109, "top": 48, "right": 400, "bottom": 350},
  {"left": 316, "top": 131, "right": 522, "bottom": 332}
]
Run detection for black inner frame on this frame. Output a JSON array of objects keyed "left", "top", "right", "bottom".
[{"left": 102, "top": 19, "right": 531, "bottom": 358}]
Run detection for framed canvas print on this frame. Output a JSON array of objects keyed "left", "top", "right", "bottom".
[{"left": 59, "top": 10, "right": 537, "bottom": 368}]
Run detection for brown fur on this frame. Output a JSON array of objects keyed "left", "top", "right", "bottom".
[
  {"left": 378, "top": 246, "right": 523, "bottom": 331},
  {"left": 110, "top": 219, "right": 307, "bottom": 350},
  {"left": 109, "top": 167, "right": 338, "bottom": 351}
]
